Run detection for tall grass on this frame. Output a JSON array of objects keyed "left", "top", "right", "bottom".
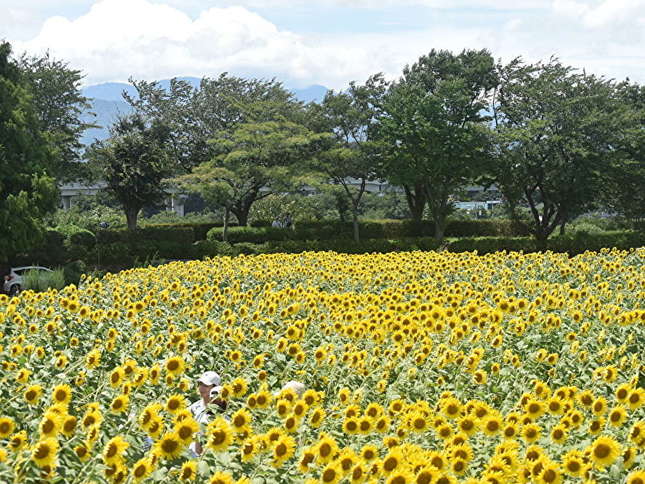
[{"left": 22, "top": 268, "right": 66, "bottom": 292}]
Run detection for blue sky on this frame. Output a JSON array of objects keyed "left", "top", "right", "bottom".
[{"left": 3, "top": 0, "right": 644, "bottom": 88}]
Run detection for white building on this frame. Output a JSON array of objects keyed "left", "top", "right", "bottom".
[{"left": 58, "top": 182, "right": 188, "bottom": 216}]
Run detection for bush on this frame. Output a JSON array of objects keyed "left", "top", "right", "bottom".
[{"left": 63, "top": 260, "right": 87, "bottom": 285}]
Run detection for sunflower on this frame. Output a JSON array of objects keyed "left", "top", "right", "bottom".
[
  {"left": 272, "top": 434, "right": 296, "bottom": 468},
  {"left": 165, "top": 356, "right": 186, "bottom": 376},
  {"left": 525, "top": 399, "right": 546, "bottom": 420},
  {"left": 608, "top": 405, "right": 628, "bottom": 427},
  {"left": 103, "top": 435, "right": 129, "bottom": 465},
  {"left": 231, "top": 377, "right": 248, "bottom": 398},
  {"left": 343, "top": 417, "right": 360, "bottom": 435},
  {"left": 627, "top": 470, "right": 645, "bottom": 484},
  {"left": 24, "top": 384, "right": 43, "bottom": 405},
  {"left": 627, "top": 388, "right": 644, "bottom": 411},
  {"left": 231, "top": 409, "right": 252, "bottom": 434},
  {"left": 81, "top": 410, "right": 103, "bottom": 430},
  {"left": 180, "top": 460, "right": 198, "bottom": 481},
  {"left": 521, "top": 423, "right": 541, "bottom": 444},
  {"left": 592, "top": 397, "right": 607, "bottom": 416},
  {"left": 550, "top": 424, "right": 567, "bottom": 445},
  {"left": 206, "top": 417, "right": 233, "bottom": 452},
  {"left": 109, "top": 367, "right": 125, "bottom": 388},
  {"left": 630, "top": 421, "right": 645, "bottom": 447},
  {"left": 166, "top": 394, "right": 187, "bottom": 414},
  {"left": 110, "top": 394, "right": 130, "bottom": 414},
  {"left": 588, "top": 436, "right": 621, "bottom": 469},
  {"left": 622, "top": 446, "right": 638, "bottom": 470},
  {"left": 132, "top": 458, "right": 154, "bottom": 482},
  {"left": 0, "top": 417, "right": 15, "bottom": 438},
  {"left": 175, "top": 418, "right": 199, "bottom": 444},
  {"left": 138, "top": 403, "right": 163, "bottom": 430},
  {"left": 382, "top": 448, "right": 403, "bottom": 475},
  {"left": 538, "top": 462, "right": 563, "bottom": 484},
  {"left": 310, "top": 408, "right": 326, "bottom": 428},
  {"left": 561, "top": 450, "right": 585, "bottom": 477},
  {"left": 51, "top": 384, "right": 72, "bottom": 406},
  {"left": 386, "top": 469, "right": 414, "bottom": 484},
  {"left": 84, "top": 349, "right": 102, "bottom": 369},
  {"left": 9, "top": 430, "right": 28, "bottom": 451},
  {"left": 315, "top": 433, "right": 339, "bottom": 464},
  {"left": 39, "top": 412, "right": 62, "bottom": 438},
  {"left": 209, "top": 471, "right": 235, "bottom": 484},
  {"left": 61, "top": 415, "right": 77, "bottom": 437},
  {"left": 481, "top": 415, "right": 502, "bottom": 436},
  {"left": 153, "top": 431, "right": 185, "bottom": 460},
  {"left": 298, "top": 446, "right": 316, "bottom": 473},
  {"left": 320, "top": 462, "right": 343, "bottom": 484},
  {"left": 31, "top": 437, "right": 58, "bottom": 468},
  {"left": 457, "top": 416, "right": 478, "bottom": 436},
  {"left": 74, "top": 443, "right": 91, "bottom": 462}
]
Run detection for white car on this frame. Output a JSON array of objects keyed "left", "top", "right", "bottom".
[{"left": 3, "top": 266, "right": 52, "bottom": 296}]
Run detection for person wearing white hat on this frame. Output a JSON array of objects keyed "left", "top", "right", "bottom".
[{"left": 189, "top": 371, "right": 225, "bottom": 456}]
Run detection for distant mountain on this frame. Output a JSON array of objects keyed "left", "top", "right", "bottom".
[
  {"left": 80, "top": 99, "right": 133, "bottom": 145},
  {"left": 80, "top": 78, "right": 329, "bottom": 145}
]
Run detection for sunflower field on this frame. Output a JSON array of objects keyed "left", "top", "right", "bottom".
[{"left": 0, "top": 248, "right": 644, "bottom": 484}]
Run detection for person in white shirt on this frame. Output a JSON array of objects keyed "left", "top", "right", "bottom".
[{"left": 189, "top": 371, "right": 226, "bottom": 456}]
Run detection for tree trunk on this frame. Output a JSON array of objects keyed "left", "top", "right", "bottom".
[
  {"left": 222, "top": 206, "right": 230, "bottom": 242},
  {"left": 535, "top": 231, "right": 548, "bottom": 251},
  {"left": 403, "top": 182, "right": 427, "bottom": 224},
  {"left": 351, "top": 207, "right": 360, "bottom": 243},
  {"left": 231, "top": 204, "right": 251, "bottom": 226},
  {"left": 433, "top": 216, "right": 446, "bottom": 244},
  {"left": 125, "top": 206, "right": 140, "bottom": 231}
]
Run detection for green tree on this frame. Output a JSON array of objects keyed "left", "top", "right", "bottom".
[
  {"left": 125, "top": 74, "right": 296, "bottom": 173},
  {"left": 376, "top": 49, "right": 497, "bottom": 241},
  {"left": 492, "top": 57, "right": 630, "bottom": 247},
  {"left": 598, "top": 80, "right": 645, "bottom": 226},
  {"left": 308, "top": 75, "right": 386, "bottom": 242},
  {"left": 177, "top": 114, "right": 328, "bottom": 229},
  {"left": 88, "top": 114, "right": 172, "bottom": 231},
  {"left": 0, "top": 42, "right": 58, "bottom": 261},
  {"left": 18, "top": 51, "right": 94, "bottom": 181}
]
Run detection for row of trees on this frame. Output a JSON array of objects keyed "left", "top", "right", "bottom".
[
  {"left": 1, "top": 41, "right": 643, "bottom": 260},
  {"left": 95, "top": 49, "right": 642, "bottom": 246}
]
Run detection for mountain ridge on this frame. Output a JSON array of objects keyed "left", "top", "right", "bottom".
[{"left": 80, "top": 78, "right": 329, "bottom": 145}]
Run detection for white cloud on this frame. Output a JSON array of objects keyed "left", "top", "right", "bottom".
[{"left": 9, "top": 0, "right": 645, "bottom": 89}]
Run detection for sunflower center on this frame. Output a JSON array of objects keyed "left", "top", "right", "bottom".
[
  {"left": 594, "top": 444, "right": 610, "bottom": 459},
  {"left": 322, "top": 468, "right": 337, "bottom": 482},
  {"left": 162, "top": 439, "right": 178, "bottom": 453},
  {"left": 275, "top": 443, "right": 287, "bottom": 457},
  {"left": 34, "top": 445, "right": 50, "bottom": 459}
]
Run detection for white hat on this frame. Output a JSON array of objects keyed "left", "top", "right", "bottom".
[
  {"left": 282, "top": 381, "right": 305, "bottom": 398},
  {"left": 197, "top": 371, "right": 221, "bottom": 386},
  {"left": 209, "top": 386, "right": 223, "bottom": 398}
]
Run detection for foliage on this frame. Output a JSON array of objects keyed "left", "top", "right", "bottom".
[
  {"left": 491, "top": 57, "right": 634, "bottom": 247},
  {"left": 376, "top": 49, "right": 497, "bottom": 241},
  {"left": 87, "top": 114, "right": 173, "bottom": 230},
  {"left": 307, "top": 75, "right": 387, "bottom": 241},
  {"left": 21, "top": 267, "right": 66, "bottom": 292},
  {"left": 0, "top": 249, "right": 643, "bottom": 482},
  {"left": 125, "top": 74, "right": 297, "bottom": 173},
  {"left": 176, "top": 114, "right": 329, "bottom": 229},
  {"left": 18, "top": 51, "right": 94, "bottom": 181},
  {"left": 0, "top": 42, "right": 59, "bottom": 262}
]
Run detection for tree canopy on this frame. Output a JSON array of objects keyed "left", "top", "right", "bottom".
[{"left": 0, "top": 42, "right": 58, "bottom": 261}]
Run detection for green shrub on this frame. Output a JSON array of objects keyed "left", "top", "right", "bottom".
[{"left": 63, "top": 260, "right": 87, "bottom": 285}]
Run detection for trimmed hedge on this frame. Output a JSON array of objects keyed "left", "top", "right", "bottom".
[
  {"left": 197, "top": 231, "right": 644, "bottom": 258},
  {"left": 207, "top": 219, "right": 529, "bottom": 243},
  {"left": 18, "top": 223, "right": 643, "bottom": 271}
]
